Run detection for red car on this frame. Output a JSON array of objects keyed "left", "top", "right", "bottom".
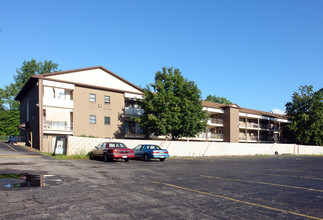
[{"left": 90, "top": 142, "right": 134, "bottom": 162}]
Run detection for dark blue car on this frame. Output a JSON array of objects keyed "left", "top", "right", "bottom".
[{"left": 134, "top": 144, "right": 169, "bottom": 161}]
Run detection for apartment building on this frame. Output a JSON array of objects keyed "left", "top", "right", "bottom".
[
  {"left": 197, "top": 101, "right": 289, "bottom": 143},
  {"left": 15, "top": 66, "right": 289, "bottom": 152},
  {"left": 15, "top": 66, "right": 145, "bottom": 152}
]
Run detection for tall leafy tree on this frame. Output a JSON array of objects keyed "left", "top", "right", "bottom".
[
  {"left": 1, "top": 59, "right": 59, "bottom": 110},
  {"left": 284, "top": 85, "right": 323, "bottom": 146},
  {"left": 135, "top": 67, "right": 207, "bottom": 140},
  {"left": 0, "top": 110, "right": 20, "bottom": 135},
  {"left": 0, "top": 59, "right": 59, "bottom": 135},
  {"left": 205, "top": 94, "right": 232, "bottom": 104}
]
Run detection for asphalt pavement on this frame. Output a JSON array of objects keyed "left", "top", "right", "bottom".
[{"left": 1, "top": 142, "right": 323, "bottom": 219}]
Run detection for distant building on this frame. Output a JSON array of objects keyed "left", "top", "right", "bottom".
[
  {"left": 15, "top": 66, "right": 289, "bottom": 152},
  {"left": 198, "top": 101, "right": 289, "bottom": 143}
]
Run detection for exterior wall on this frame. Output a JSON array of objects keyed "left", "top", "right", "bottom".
[
  {"left": 42, "top": 134, "right": 54, "bottom": 153},
  {"left": 223, "top": 107, "right": 239, "bottom": 143},
  {"left": 19, "top": 82, "right": 40, "bottom": 150},
  {"left": 67, "top": 136, "right": 323, "bottom": 156},
  {"left": 73, "top": 86, "right": 124, "bottom": 138}
]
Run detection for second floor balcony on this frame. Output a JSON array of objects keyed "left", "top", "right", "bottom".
[
  {"left": 239, "top": 122, "right": 259, "bottom": 129},
  {"left": 43, "top": 97, "right": 73, "bottom": 109},
  {"left": 239, "top": 134, "right": 258, "bottom": 141},
  {"left": 207, "top": 118, "right": 223, "bottom": 126},
  {"left": 125, "top": 107, "right": 144, "bottom": 116},
  {"left": 43, "top": 121, "right": 73, "bottom": 132},
  {"left": 200, "top": 133, "right": 224, "bottom": 140}
]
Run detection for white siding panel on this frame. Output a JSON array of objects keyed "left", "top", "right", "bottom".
[{"left": 45, "top": 69, "right": 142, "bottom": 94}]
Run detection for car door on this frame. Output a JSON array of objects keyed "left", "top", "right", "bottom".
[
  {"left": 134, "top": 145, "right": 144, "bottom": 158},
  {"left": 93, "top": 143, "right": 102, "bottom": 156},
  {"left": 98, "top": 143, "right": 107, "bottom": 156}
]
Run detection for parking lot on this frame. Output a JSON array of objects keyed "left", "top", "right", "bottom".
[{"left": 1, "top": 142, "right": 323, "bottom": 219}]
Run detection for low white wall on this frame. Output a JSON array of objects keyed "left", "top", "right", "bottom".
[{"left": 67, "top": 136, "right": 323, "bottom": 156}]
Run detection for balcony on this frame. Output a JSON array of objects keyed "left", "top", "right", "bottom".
[
  {"left": 200, "top": 133, "right": 223, "bottom": 140},
  {"left": 239, "top": 135, "right": 246, "bottom": 141},
  {"left": 125, "top": 107, "right": 144, "bottom": 116},
  {"left": 247, "top": 122, "right": 259, "bottom": 129},
  {"left": 239, "top": 122, "right": 259, "bottom": 129},
  {"left": 124, "top": 128, "right": 145, "bottom": 139},
  {"left": 239, "top": 121, "right": 246, "bottom": 128},
  {"left": 43, "top": 121, "right": 73, "bottom": 132},
  {"left": 43, "top": 97, "right": 73, "bottom": 109},
  {"left": 239, "top": 134, "right": 258, "bottom": 142},
  {"left": 248, "top": 135, "right": 258, "bottom": 141},
  {"left": 260, "top": 124, "right": 269, "bottom": 129},
  {"left": 269, "top": 124, "right": 280, "bottom": 131},
  {"left": 207, "top": 118, "right": 223, "bottom": 126}
]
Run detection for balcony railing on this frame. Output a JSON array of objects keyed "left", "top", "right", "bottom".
[
  {"left": 239, "top": 135, "right": 246, "bottom": 140},
  {"left": 248, "top": 135, "right": 258, "bottom": 141},
  {"left": 239, "top": 122, "right": 259, "bottom": 129},
  {"left": 247, "top": 122, "right": 259, "bottom": 128},
  {"left": 208, "top": 118, "right": 223, "bottom": 125},
  {"left": 260, "top": 124, "right": 269, "bottom": 129},
  {"left": 200, "top": 133, "right": 223, "bottom": 139},
  {"left": 124, "top": 128, "right": 145, "bottom": 138},
  {"left": 125, "top": 107, "right": 144, "bottom": 116},
  {"left": 239, "top": 135, "right": 258, "bottom": 141},
  {"left": 269, "top": 125, "right": 280, "bottom": 131},
  {"left": 43, "top": 97, "right": 73, "bottom": 109},
  {"left": 43, "top": 121, "right": 73, "bottom": 131}
]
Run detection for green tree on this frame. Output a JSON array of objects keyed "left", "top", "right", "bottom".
[
  {"left": 0, "top": 110, "right": 20, "bottom": 135},
  {"left": 284, "top": 85, "right": 323, "bottom": 146},
  {"left": 0, "top": 59, "right": 59, "bottom": 135},
  {"left": 135, "top": 67, "right": 207, "bottom": 140},
  {"left": 1, "top": 59, "right": 59, "bottom": 110},
  {"left": 205, "top": 95, "right": 232, "bottom": 104}
]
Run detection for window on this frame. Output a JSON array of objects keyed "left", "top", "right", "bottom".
[
  {"left": 90, "top": 94, "right": 96, "bottom": 102},
  {"left": 134, "top": 145, "right": 142, "bottom": 150},
  {"left": 104, "top": 96, "right": 110, "bottom": 104},
  {"left": 104, "top": 116, "right": 110, "bottom": 125},
  {"left": 90, "top": 115, "right": 96, "bottom": 124}
]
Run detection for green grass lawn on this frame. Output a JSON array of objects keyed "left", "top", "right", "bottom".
[{"left": 40, "top": 152, "right": 89, "bottom": 160}]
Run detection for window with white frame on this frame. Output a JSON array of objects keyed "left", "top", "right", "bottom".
[
  {"left": 104, "top": 95, "right": 110, "bottom": 104},
  {"left": 90, "top": 115, "right": 96, "bottom": 124},
  {"left": 90, "top": 94, "right": 96, "bottom": 102}
]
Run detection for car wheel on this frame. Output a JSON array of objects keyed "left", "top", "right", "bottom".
[
  {"left": 90, "top": 152, "right": 94, "bottom": 160},
  {"left": 160, "top": 158, "right": 165, "bottom": 161},
  {"left": 144, "top": 154, "right": 149, "bottom": 161},
  {"left": 103, "top": 153, "right": 108, "bottom": 162},
  {"left": 124, "top": 158, "right": 129, "bottom": 162}
]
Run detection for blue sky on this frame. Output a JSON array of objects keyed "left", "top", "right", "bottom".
[{"left": 0, "top": 0, "right": 322, "bottom": 113}]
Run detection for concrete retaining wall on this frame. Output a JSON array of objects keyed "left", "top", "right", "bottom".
[{"left": 67, "top": 136, "right": 323, "bottom": 156}]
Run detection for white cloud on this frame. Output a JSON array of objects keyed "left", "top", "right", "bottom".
[{"left": 271, "top": 108, "right": 286, "bottom": 115}]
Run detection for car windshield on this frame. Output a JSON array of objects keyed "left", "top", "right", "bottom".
[{"left": 109, "top": 143, "right": 127, "bottom": 148}]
